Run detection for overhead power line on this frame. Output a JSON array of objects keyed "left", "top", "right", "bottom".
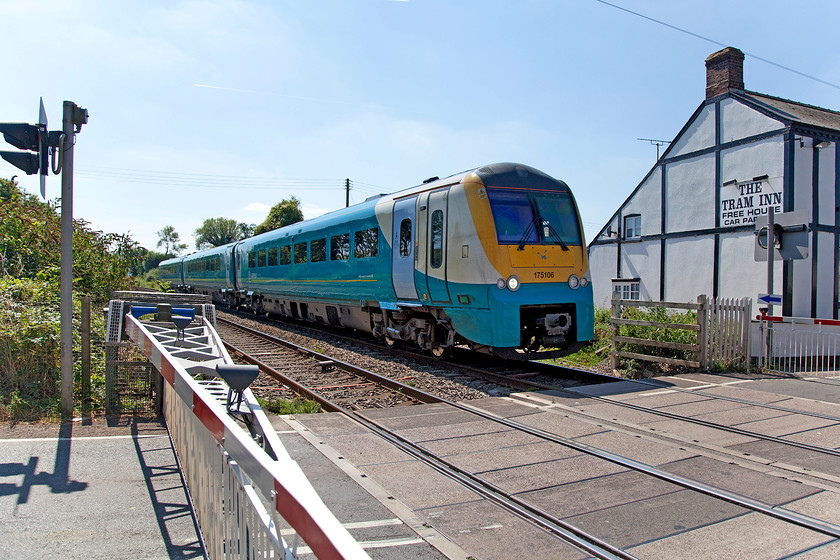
[{"left": 594, "top": 0, "right": 840, "bottom": 91}]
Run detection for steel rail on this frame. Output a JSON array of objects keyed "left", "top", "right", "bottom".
[
  {"left": 452, "top": 399, "right": 840, "bottom": 540},
  {"left": 218, "top": 319, "right": 637, "bottom": 559},
  {"left": 218, "top": 317, "right": 442, "bottom": 405},
  {"left": 219, "top": 315, "right": 840, "bottom": 539},
  {"left": 551, "top": 363, "right": 840, "bottom": 423},
  {"left": 555, "top": 385, "right": 840, "bottom": 458},
  {"left": 346, "top": 409, "right": 639, "bottom": 560}
]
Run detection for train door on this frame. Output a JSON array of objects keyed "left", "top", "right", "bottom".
[
  {"left": 391, "top": 197, "right": 419, "bottom": 299},
  {"left": 232, "top": 242, "right": 244, "bottom": 291},
  {"left": 425, "top": 189, "right": 451, "bottom": 304}
]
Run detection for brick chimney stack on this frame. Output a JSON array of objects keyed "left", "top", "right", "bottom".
[{"left": 705, "top": 47, "right": 744, "bottom": 99}]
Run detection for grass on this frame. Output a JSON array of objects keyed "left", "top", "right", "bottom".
[{"left": 258, "top": 396, "right": 322, "bottom": 415}]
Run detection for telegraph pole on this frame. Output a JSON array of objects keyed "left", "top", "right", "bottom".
[{"left": 345, "top": 178, "right": 350, "bottom": 208}]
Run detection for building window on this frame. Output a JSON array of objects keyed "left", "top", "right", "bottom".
[
  {"left": 613, "top": 280, "right": 640, "bottom": 300},
  {"left": 623, "top": 215, "right": 641, "bottom": 240}
]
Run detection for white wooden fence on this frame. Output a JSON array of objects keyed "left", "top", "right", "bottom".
[{"left": 610, "top": 295, "right": 752, "bottom": 371}]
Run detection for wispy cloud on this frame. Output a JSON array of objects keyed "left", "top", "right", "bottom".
[{"left": 193, "top": 83, "right": 351, "bottom": 105}]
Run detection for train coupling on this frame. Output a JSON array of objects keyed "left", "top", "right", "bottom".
[{"left": 540, "top": 312, "right": 572, "bottom": 347}]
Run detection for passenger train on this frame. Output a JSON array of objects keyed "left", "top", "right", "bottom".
[{"left": 159, "top": 163, "right": 594, "bottom": 359}]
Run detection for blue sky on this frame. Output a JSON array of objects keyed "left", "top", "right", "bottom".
[{"left": 3, "top": 0, "right": 840, "bottom": 253}]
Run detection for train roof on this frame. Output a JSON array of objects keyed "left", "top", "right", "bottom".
[{"left": 188, "top": 162, "right": 570, "bottom": 253}]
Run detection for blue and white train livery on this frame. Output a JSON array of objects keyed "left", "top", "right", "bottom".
[{"left": 159, "top": 163, "right": 594, "bottom": 359}]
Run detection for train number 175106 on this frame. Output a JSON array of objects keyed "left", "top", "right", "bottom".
[{"left": 534, "top": 271, "right": 555, "bottom": 279}]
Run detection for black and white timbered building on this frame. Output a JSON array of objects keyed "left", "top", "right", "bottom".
[{"left": 589, "top": 47, "right": 840, "bottom": 320}]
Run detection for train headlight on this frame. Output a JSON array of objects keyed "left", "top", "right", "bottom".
[
  {"left": 496, "top": 278, "right": 506, "bottom": 290},
  {"left": 580, "top": 269, "right": 591, "bottom": 288},
  {"left": 507, "top": 275, "right": 520, "bottom": 291},
  {"left": 568, "top": 275, "right": 580, "bottom": 290}
]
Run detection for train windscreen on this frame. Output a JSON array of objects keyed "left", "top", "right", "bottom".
[{"left": 486, "top": 188, "right": 582, "bottom": 247}]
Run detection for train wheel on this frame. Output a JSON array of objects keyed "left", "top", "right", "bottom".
[{"left": 430, "top": 345, "right": 451, "bottom": 359}]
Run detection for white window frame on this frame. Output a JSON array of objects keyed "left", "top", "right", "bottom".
[
  {"left": 623, "top": 214, "right": 641, "bottom": 240},
  {"left": 612, "top": 280, "right": 640, "bottom": 300}
]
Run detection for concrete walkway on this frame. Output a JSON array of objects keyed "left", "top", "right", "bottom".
[{"left": 0, "top": 417, "right": 204, "bottom": 560}]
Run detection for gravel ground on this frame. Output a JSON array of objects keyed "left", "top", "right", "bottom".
[{"left": 219, "top": 310, "right": 509, "bottom": 403}]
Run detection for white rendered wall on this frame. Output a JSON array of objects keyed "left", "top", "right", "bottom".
[
  {"left": 589, "top": 244, "right": 617, "bottom": 308},
  {"left": 794, "top": 138, "right": 814, "bottom": 216},
  {"left": 720, "top": 137, "right": 784, "bottom": 189},
  {"left": 620, "top": 240, "right": 661, "bottom": 301},
  {"left": 816, "top": 231, "right": 836, "bottom": 318},
  {"left": 666, "top": 154, "right": 716, "bottom": 232},
  {"left": 664, "top": 236, "right": 714, "bottom": 303},
  {"left": 669, "top": 104, "right": 716, "bottom": 158},
  {"left": 720, "top": 98, "right": 783, "bottom": 143},
  {"left": 622, "top": 167, "right": 662, "bottom": 236},
  {"left": 718, "top": 231, "right": 782, "bottom": 316},
  {"left": 818, "top": 145, "right": 836, "bottom": 225}
]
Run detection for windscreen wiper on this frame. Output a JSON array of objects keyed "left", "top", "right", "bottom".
[
  {"left": 543, "top": 221, "right": 569, "bottom": 251},
  {"left": 517, "top": 213, "right": 540, "bottom": 250}
]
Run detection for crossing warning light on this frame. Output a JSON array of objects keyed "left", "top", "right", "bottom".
[
  {"left": 0, "top": 98, "right": 57, "bottom": 198},
  {"left": 0, "top": 122, "right": 43, "bottom": 175}
]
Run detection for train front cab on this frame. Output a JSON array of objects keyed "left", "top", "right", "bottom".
[
  {"left": 384, "top": 164, "right": 593, "bottom": 359},
  {"left": 458, "top": 165, "right": 594, "bottom": 358}
]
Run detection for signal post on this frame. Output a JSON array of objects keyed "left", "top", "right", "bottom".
[{"left": 1, "top": 99, "right": 88, "bottom": 417}]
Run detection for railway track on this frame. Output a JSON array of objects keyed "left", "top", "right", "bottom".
[
  {"left": 217, "top": 311, "right": 840, "bottom": 558},
  {"left": 219, "top": 311, "right": 840, "bottom": 469}
]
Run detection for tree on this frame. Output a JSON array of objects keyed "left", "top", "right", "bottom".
[
  {"left": 194, "top": 217, "right": 250, "bottom": 250},
  {"left": 254, "top": 197, "right": 304, "bottom": 235},
  {"left": 156, "top": 225, "right": 187, "bottom": 256}
]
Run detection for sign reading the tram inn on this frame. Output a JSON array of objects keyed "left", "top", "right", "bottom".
[{"left": 720, "top": 176, "right": 783, "bottom": 227}]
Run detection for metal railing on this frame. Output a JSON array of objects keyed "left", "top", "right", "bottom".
[
  {"left": 758, "top": 315, "right": 840, "bottom": 377},
  {"left": 116, "top": 299, "right": 370, "bottom": 560}
]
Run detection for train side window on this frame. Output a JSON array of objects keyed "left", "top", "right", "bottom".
[
  {"left": 268, "top": 248, "right": 278, "bottom": 266},
  {"left": 311, "top": 238, "right": 326, "bottom": 262},
  {"left": 355, "top": 228, "right": 379, "bottom": 258},
  {"left": 258, "top": 249, "right": 267, "bottom": 267},
  {"left": 294, "top": 242, "right": 308, "bottom": 264},
  {"left": 248, "top": 251, "right": 256, "bottom": 268},
  {"left": 216, "top": 257, "right": 221, "bottom": 271},
  {"left": 431, "top": 210, "right": 443, "bottom": 268},
  {"left": 331, "top": 233, "right": 350, "bottom": 260},
  {"left": 237, "top": 253, "right": 240, "bottom": 269},
  {"left": 399, "top": 218, "right": 412, "bottom": 257},
  {"left": 279, "top": 246, "right": 291, "bottom": 265}
]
